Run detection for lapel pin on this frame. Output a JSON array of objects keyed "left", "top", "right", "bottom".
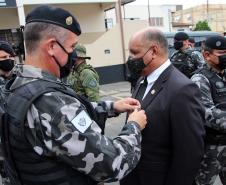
[{"left": 151, "top": 89, "right": 156, "bottom": 95}]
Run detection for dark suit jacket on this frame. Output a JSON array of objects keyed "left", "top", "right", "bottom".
[{"left": 120, "top": 64, "right": 205, "bottom": 185}]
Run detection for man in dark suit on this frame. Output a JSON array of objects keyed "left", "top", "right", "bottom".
[{"left": 121, "top": 28, "right": 206, "bottom": 185}]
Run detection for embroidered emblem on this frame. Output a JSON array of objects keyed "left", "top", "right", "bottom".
[{"left": 66, "top": 16, "right": 73, "bottom": 25}]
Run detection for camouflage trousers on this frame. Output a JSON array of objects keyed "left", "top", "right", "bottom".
[{"left": 196, "top": 143, "right": 226, "bottom": 185}]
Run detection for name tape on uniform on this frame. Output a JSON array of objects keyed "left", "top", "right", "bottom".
[{"left": 71, "top": 110, "right": 92, "bottom": 133}]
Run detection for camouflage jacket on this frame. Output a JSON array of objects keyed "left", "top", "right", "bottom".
[
  {"left": 0, "top": 76, "right": 9, "bottom": 106},
  {"left": 68, "top": 62, "right": 100, "bottom": 101},
  {"left": 170, "top": 48, "right": 204, "bottom": 77},
  {"left": 191, "top": 65, "right": 226, "bottom": 131},
  {"left": 7, "top": 65, "right": 142, "bottom": 182},
  {"left": 0, "top": 77, "right": 5, "bottom": 86},
  {"left": 0, "top": 77, "right": 6, "bottom": 103}
]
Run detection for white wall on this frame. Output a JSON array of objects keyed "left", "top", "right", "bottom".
[{"left": 106, "top": 5, "right": 178, "bottom": 32}]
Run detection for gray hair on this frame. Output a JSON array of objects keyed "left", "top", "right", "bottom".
[
  {"left": 144, "top": 30, "right": 168, "bottom": 54},
  {"left": 24, "top": 22, "right": 68, "bottom": 54}
]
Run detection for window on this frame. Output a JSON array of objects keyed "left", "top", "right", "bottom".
[
  {"left": 150, "top": 17, "right": 164, "bottom": 27},
  {"left": 105, "top": 18, "right": 113, "bottom": 29}
]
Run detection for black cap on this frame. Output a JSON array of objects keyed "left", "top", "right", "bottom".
[
  {"left": 205, "top": 36, "right": 226, "bottom": 50},
  {"left": 0, "top": 41, "right": 15, "bottom": 56},
  {"left": 174, "top": 32, "right": 189, "bottom": 41},
  {"left": 189, "top": 38, "right": 195, "bottom": 43},
  {"left": 26, "top": 5, "right": 81, "bottom": 36}
]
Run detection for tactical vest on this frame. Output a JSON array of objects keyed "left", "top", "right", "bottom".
[
  {"left": 2, "top": 78, "right": 98, "bottom": 185},
  {"left": 199, "top": 68, "right": 226, "bottom": 105},
  {"left": 198, "top": 68, "right": 226, "bottom": 143},
  {"left": 170, "top": 50, "right": 196, "bottom": 78}
]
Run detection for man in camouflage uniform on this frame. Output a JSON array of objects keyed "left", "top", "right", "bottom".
[
  {"left": 2, "top": 5, "right": 147, "bottom": 185},
  {"left": 191, "top": 36, "right": 226, "bottom": 185},
  {"left": 67, "top": 44, "right": 100, "bottom": 101},
  {"left": 170, "top": 32, "right": 204, "bottom": 78}
]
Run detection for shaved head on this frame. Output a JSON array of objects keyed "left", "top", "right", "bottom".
[
  {"left": 130, "top": 27, "right": 168, "bottom": 54},
  {"left": 128, "top": 27, "right": 169, "bottom": 75}
]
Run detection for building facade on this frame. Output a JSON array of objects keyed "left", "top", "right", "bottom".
[
  {"left": 106, "top": 4, "right": 183, "bottom": 32},
  {"left": 0, "top": 0, "right": 138, "bottom": 84},
  {"left": 172, "top": 4, "right": 226, "bottom": 32}
]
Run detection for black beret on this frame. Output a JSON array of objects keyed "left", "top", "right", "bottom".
[
  {"left": 205, "top": 36, "right": 226, "bottom": 50},
  {"left": 26, "top": 5, "right": 81, "bottom": 36},
  {"left": 0, "top": 41, "right": 15, "bottom": 56},
  {"left": 174, "top": 32, "right": 189, "bottom": 41}
]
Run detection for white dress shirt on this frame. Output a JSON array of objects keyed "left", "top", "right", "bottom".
[{"left": 141, "top": 59, "right": 171, "bottom": 100}]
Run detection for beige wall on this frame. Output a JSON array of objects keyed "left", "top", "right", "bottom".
[
  {"left": 24, "top": 3, "right": 106, "bottom": 33},
  {"left": 0, "top": 8, "right": 19, "bottom": 29},
  {"left": 123, "top": 20, "right": 148, "bottom": 58},
  {"left": 173, "top": 4, "right": 226, "bottom": 32},
  {"left": 82, "top": 25, "right": 122, "bottom": 68},
  {"left": 0, "top": 3, "right": 149, "bottom": 69},
  {"left": 80, "top": 20, "right": 148, "bottom": 68}
]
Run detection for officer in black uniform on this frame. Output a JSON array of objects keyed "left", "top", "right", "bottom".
[
  {"left": 0, "top": 41, "right": 15, "bottom": 86},
  {"left": 0, "top": 41, "right": 15, "bottom": 185},
  {"left": 170, "top": 32, "right": 204, "bottom": 78},
  {"left": 191, "top": 36, "right": 226, "bottom": 185}
]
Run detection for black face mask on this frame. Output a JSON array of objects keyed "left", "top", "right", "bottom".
[
  {"left": 174, "top": 41, "right": 183, "bottom": 50},
  {"left": 127, "top": 57, "right": 146, "bottom": 75},
  {"left": 217, "top": 54, "right": 226, "bottom": 70},
  {"left": 53, "top": 41, "right": 77, "bottom": 78},
  {"left": 0, "top": 59, "right": 15, "bottom": 71},
  {"left": 126, "top": 46, "right": 153, "bottom": 76}
]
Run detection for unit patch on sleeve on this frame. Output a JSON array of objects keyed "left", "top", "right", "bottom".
[{"left": 71, "top": 110, "right": 92, "bottom": 133}]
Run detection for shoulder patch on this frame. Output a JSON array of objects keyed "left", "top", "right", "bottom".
[
  {"left": 71, "top": 110, "right": 92, "bottom": 133},
  {"left": 88, "top": 79, "right": 97, "bottom": 88}
]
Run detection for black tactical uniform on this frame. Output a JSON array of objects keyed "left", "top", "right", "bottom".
[
  {"left": 170, "top": 32, "right": 204, "bottom": 78},
  {"left": 0, "top": 41, "right": 15, "bottom": 185}
]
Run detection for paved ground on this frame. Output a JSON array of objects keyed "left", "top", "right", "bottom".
[{"left": 100, "top": 81, "right": 222, "bottom": 185}]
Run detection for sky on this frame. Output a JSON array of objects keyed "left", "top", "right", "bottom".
[{"left": 130, "top": 0, "right": 226, "bottom": 8}]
